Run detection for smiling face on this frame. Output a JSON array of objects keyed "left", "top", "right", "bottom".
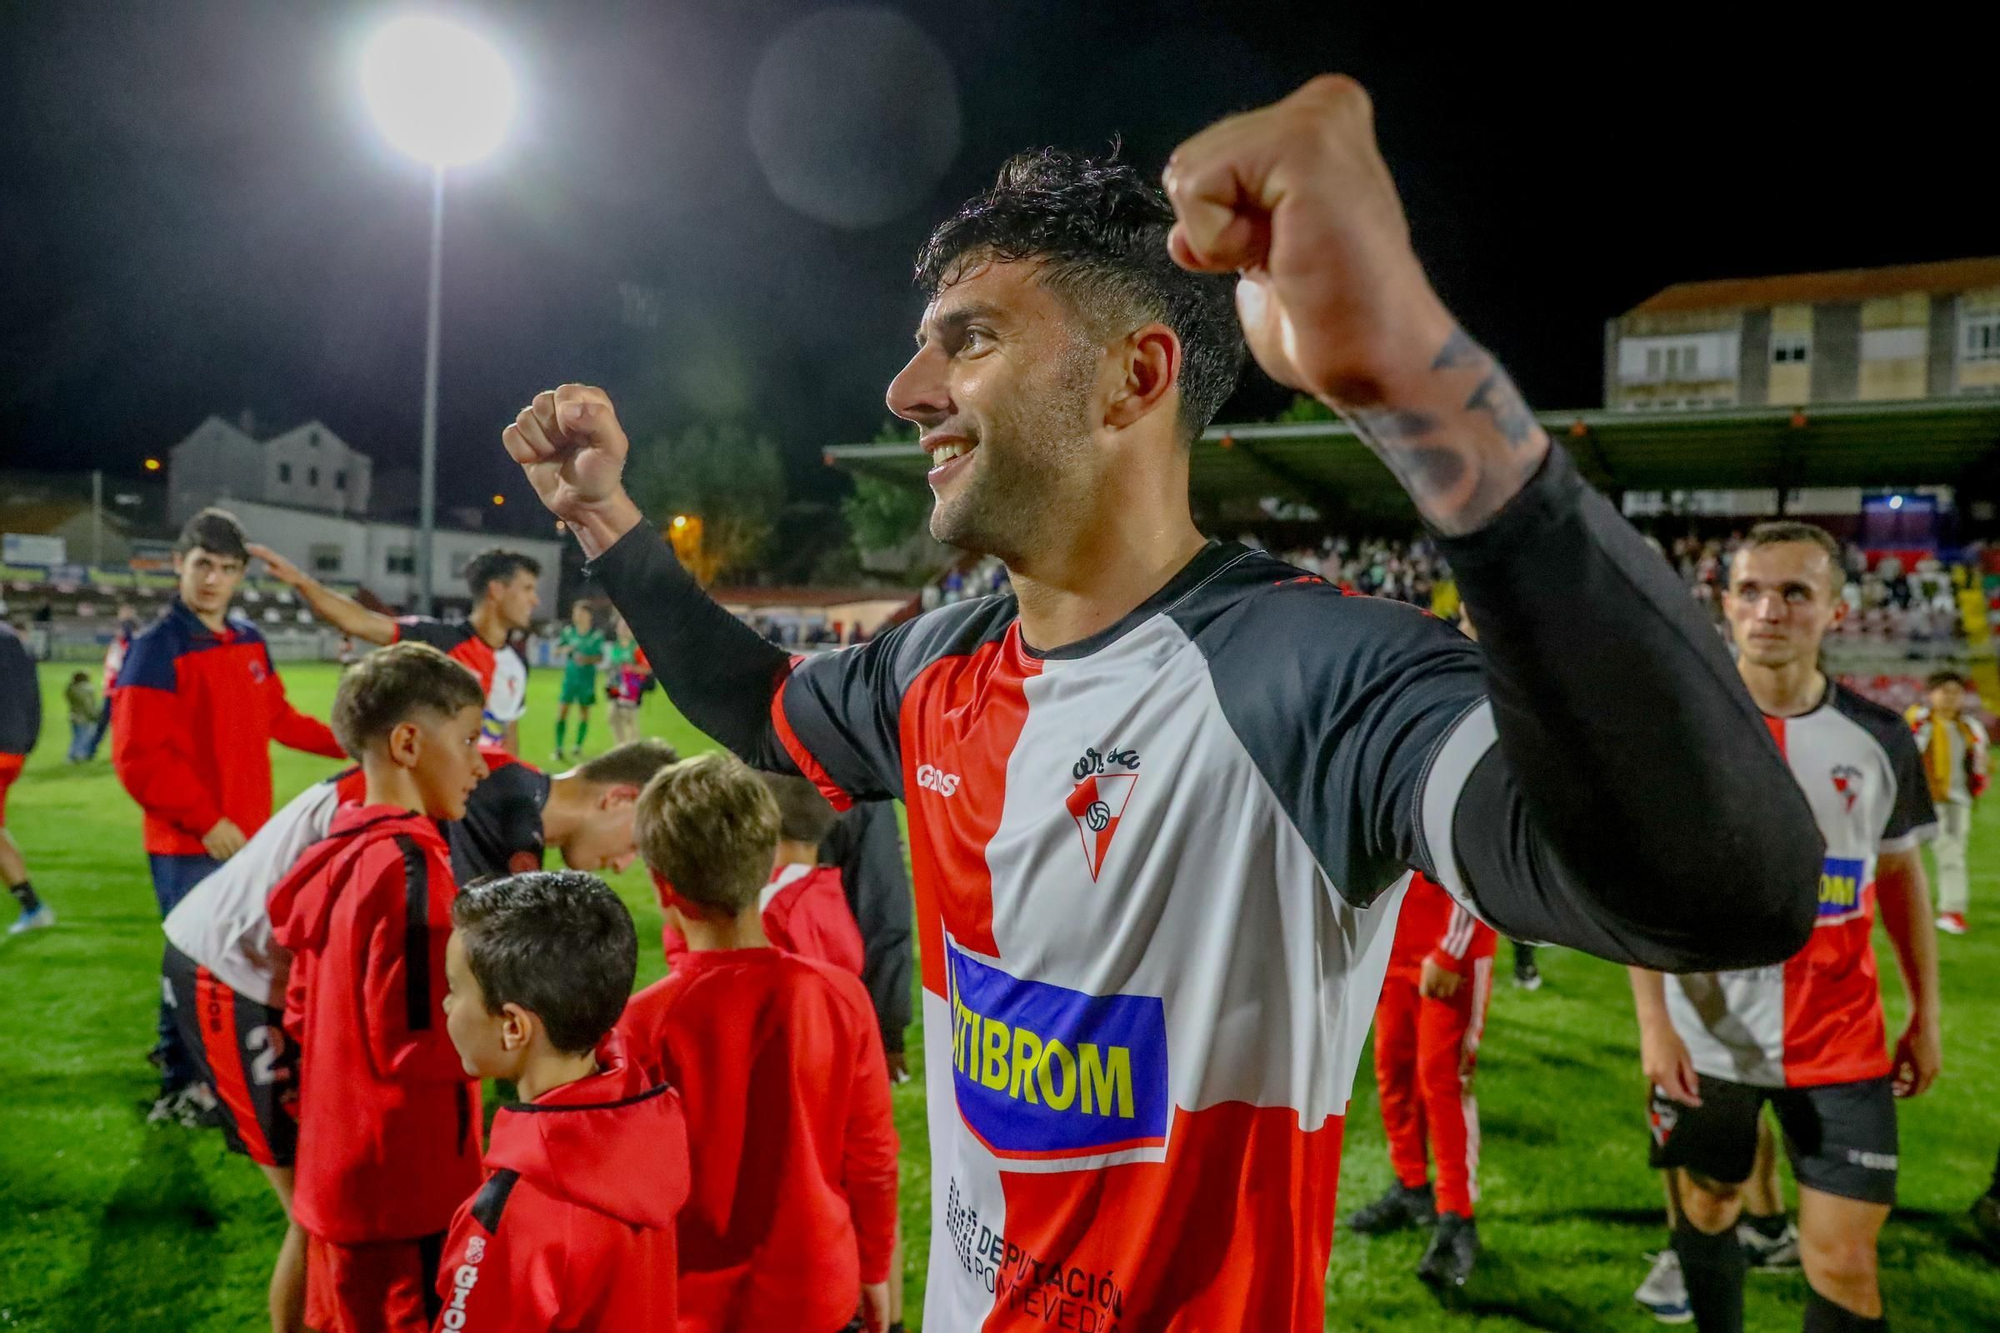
[
  {"left": 1724, "top": 541, "right": 1843, "bottom": 670},
  {"left": 885, "top": 259, "right": 1109, "bottom": 564}
]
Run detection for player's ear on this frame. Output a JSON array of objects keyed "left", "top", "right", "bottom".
[
  {"left": 500, "top": 1003, "right": 535, "bottom": 1053},
  {"left": 601, "top": 782, "right": 642, "bottom": 811},
  {"left": 1104, "top": 322, "right": 1180, "bottom": 434},
  {"left": 386, "top": 720, "right": 422, "bottom": 768}
]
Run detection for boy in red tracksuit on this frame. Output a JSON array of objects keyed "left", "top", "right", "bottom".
[
  {"left": 616, "top": 753, "right": 899, "bottom": 1333},
  {"left": 433, "top": 870, "right": 688, "bottom": 1331},
  {"left": 1344, "top": 870, "right": 1498, "bottom": 1288},
  {"left": 114, "top": 508, "right": 347, "bottom": 1113},
  {"left": 660, "top": 771, "right": 866, "bottom": 975},
  {"left": 267, "top": 643, "right": 491, "bottom": 1333}
]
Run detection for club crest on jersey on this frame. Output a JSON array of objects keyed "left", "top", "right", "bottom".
[
  {"left": 1066, "top": 746, "right": 1140, "bottom": 881},
  {"left": 1830, "top": 764, "right": 1863, "bottom": 814},
  {"left": 248, "top": 658, "right": 268, "bottom": 684},
  {"left": 947, "top": 945, "right": 1169, "bottom": 1161}
]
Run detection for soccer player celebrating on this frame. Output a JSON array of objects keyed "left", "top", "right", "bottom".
[
  {"left": 113, "top": 509, "right": 345, "bottom": 1121},
  {"left": 504, "top": 77, "right": 1822, "bottom": 1330},
  {"left": 554, "top": 600, "right": 604, "bottom": 760},
  {"left": 1, "top": 619, "right": 51, "bottom": 934},
  {"left": 250, "top": 543, "right": 540, "bottom": 753},
  {"left": 1906, "top": 668, "right": 1987, "bottom": 934},
  {"left": 1632, "top": 521, "right": 1942, "bottom": 1333}
]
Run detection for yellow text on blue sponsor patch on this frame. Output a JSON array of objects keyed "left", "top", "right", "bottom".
[{"left": 950, "top": 986, "right": 1135, "bottom": 1119}]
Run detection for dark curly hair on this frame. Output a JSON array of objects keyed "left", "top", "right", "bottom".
[
  {"left": 915, "top": 148, "right": 1245, "bottom": 446},
  {"left": 451, "top": 871, "right": 638, "bottom": 1056}
]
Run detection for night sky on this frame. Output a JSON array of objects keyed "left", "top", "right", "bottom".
[{"left": 1, "top": 3, "right": 1987, "bottom": 525}]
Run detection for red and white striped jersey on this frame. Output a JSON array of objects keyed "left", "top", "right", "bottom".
[
  {"left": 1666, "top": 683, "right": 1936, "bottom": 1088},
  {"left": 771, "top": 543, "right": 1498, "bottom": 1331}
]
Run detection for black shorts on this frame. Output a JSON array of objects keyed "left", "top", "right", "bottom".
[
  {"left": 164, "top": 943, "right": 299, "bottom": 1167},
  {"left": 1648, "top": 1073, "right": 1897, "bottom": 1205}
]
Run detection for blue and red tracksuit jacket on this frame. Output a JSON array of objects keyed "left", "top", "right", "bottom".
[{"left": 112, "top": 600, "right": 346, "bottom": 856}]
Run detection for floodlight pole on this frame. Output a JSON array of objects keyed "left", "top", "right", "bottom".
[{"left": 416, "top": 165, "right": 445, "bottom": 616}]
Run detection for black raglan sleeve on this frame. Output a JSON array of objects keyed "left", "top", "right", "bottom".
[
  {"left": 586, "top": 523, "right": 958, "bottom": 805},
  {"left": 1429, "top": 446, "right": 1821, "bottom": 968},
  {"left": 585, "top": 525, "right": 800, "bottom": 772},
  {"left": 1200, "top": 447, "right": 1820, "bottom": 972}
]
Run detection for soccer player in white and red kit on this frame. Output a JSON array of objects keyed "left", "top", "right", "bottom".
[
  {"left": 1345, "top": 870, "right": 1495, "bottom": 1284},
  {"left": 1632, "top": 523, "right": 1942, "bottom": 1333},
  {"left": 504, "top": 79, "right": 1823, "bottom": 1330}
]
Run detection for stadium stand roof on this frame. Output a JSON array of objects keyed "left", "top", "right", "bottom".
[
  {"left": 824, "top": 397, "right": 2000, "bottom": 520},
  {"left": 1628, "top": 256, "right": 2000, "bottom": 315}
]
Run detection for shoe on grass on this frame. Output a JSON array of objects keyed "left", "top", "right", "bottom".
[
  {"left": 1936, "top": 912, "right": 1968, "bottom": 936},
  {"left": 1345, "top": 1181, "right": 1436, "bottom": 1236},
  {"left": 1417, "top": 1212, "right": 1480, "bottom": 1288},
  {"left": 1739, "top": 1219, "right": 1800, "bottom": 1271},
  {"left": 1634, "top": 1249, "right": 1693, "bottom": 1324},
  {"left": 7, "top": 904, "right": 55, "bottom": 935}
]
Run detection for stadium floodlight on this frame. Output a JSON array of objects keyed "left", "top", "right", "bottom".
[
  {"left": 359, "top": 14, "right": 515, "bottom": 614},
  {"left": 360, "top": 15, "right": 515, "bottom": 169}
]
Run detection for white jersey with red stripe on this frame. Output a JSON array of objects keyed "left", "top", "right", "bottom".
[
  {"left": 771, "top": 543, "right": 1501, "bottom": 1331},
  {"left": 1666, "top": 683, "right": 1936, "bottom": 1088}
]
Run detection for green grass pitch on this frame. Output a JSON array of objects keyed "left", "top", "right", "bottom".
[{"left": 2, "top": 661, "right": 1997, "bottom": 1329}]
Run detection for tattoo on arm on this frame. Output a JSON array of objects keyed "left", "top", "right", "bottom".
[{"left": 1341, "top": 325, "right": 1549, "bottom": 535}]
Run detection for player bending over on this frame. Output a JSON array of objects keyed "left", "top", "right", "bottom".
[{"left": 505, "top": 77, "right": 1822, "bottom": 1330}]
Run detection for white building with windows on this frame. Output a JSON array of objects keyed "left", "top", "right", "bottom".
[
  {"left": 1604, "top": 257, "right": 2000, "bottom": 412},
  {"left": 208, "top": 497, "right": 562, "bottom": 620},
  {"left": 167, "top": 416, "right": 374, "bottom": 525}
]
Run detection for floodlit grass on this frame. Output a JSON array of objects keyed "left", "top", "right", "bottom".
[{"left": 3, "top": 661, "right": 1997, "bottom": 1330}]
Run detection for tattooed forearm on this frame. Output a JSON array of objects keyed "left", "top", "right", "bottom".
[{"left": 1340, "top": 325, "right": 1550, "bottom": 535}]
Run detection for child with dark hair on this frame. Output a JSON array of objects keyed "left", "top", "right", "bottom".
[
  {"left": 267, "top": 643, "right": 490, "bottom": 1332},
  {"left": 617, "top": 753, "right": 898, "bottom": 1333},
  {"left": 434, "top": 870, "right": 688, "bottom": 1331}
]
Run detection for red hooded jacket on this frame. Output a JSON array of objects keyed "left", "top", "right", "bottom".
[
  {"left": 432, "top": 1044, "right": 688, "bottom": 1333},
  {"left": 113, "top": 601, "right": 345, "bottom": 855},
  {"left": 615, "top": 948, "right": 897, "bottom": 1333},
  {"left": 268, "top": 804, "right": 483, "bottom": 1243},
  {"left": 660, "top": 864, "right": 866, "bottom": 977}
]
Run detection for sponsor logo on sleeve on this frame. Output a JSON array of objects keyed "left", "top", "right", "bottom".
[
  {"left": 1817, "top": 855, "right": 1869, "bottom": 923},
  {"left": 917, "top": 763, "right": 961, "bottom": 797},
  {"left": 947, "top": 945, "right": 1168, "bottom": 1161}
]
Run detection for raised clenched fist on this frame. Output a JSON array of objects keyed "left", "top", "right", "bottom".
[
  {"left": 501, "top": 384, "right": 646, "bottom": 557},
  {"left": 1162, "top": 75, "right": 1453, "bottom": 406}
]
